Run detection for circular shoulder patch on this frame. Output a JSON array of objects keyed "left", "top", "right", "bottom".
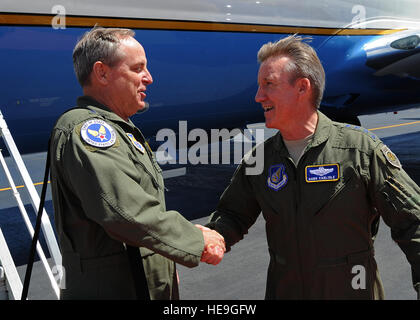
[{"left": 80, "top": 119, "right": 116, "bottom": 148}]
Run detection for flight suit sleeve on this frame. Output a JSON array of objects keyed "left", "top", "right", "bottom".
[
  {"left": 369, "top": 142, "right": 420, "bottom": 293},
  {"left": 54, "top": 126, "right": 204, "bottom": 268},
  {"left": 206, "top": 162, "right": 261, "bottom": 252}
]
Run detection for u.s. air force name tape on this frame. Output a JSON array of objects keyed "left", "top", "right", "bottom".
[
  {"left": 80, "top": 119, "right": 116, "bottom": 148},
  {"left": 305, "top": 164, "right": 340, "bottom": 183},
  {"left": 380, "top": 145, "right": 402, "bottom": 169}
]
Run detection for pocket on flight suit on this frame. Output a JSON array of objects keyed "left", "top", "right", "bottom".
[
  {"left": 314, "top": 172, "right": 355, "bottom": 217},
  {"left": 128, "top": 153, "right": 163, "bottom": 195},
  {"left": 377, "top": 176, "right": 420, "bottom": 230},
  {"left": 265, "top": 249, "right": 299, "bottom": 299},
  {"left": 312, "top": 168, "right": 369, "bottom": 226},
  {"left": 142, "top": 253, "right": 178, "bottom": 300},
  {"left": 312, "top": 248, "right": 375, "bottom": 299},
  {"left": 85, "top": 251, "right": 137, "bottom": 299}
]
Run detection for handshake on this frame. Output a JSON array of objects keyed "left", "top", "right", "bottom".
[{"left": 195, "top": 224, "right": 225, "bottom": 266}]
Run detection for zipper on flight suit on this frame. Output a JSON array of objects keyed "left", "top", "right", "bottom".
[
  {"left": 128, "top": 153, "right": 162, "bottom": 190},
  {"left": 145, "top": 147, "right": 169, "bottom": 192},
  {"left": 132, "top": 128, "right": 168, "bottom": 191},
  {"left": 285, "top": 155, "right": 306, "bottom": 298},
  {"left": 293, "top": 144, "right": 315, "bottom": 298}
]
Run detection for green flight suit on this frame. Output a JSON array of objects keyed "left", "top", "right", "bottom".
[
  {"left": 50, "top": 96, "right": 204, "bottom": 300},
  {"left": 208, "top": 111, "right": 420, "bottom": 299}
]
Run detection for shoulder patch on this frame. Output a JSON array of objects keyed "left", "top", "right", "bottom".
[
  {"left": 80, "top": 119, "right": 116, "bottom": 148},
  {"left": 380, "top": 145, "right": 402, "bottom": 169},
  {"left": 126, "top": 133, "right": 145, "bottom": 154},
  {"left": 267, "top": 164, "right": 288, "bottom": 191}
]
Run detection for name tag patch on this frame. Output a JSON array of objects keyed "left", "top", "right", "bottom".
[
  {"left": 305, "top": 164, "right": 339, "bottom": 183},
  {"left": 267, "top": 164, "right": 288, "bottom": 191}
]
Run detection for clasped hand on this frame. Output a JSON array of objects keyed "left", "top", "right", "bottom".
[{"left": 195, "top": 224, "right": 226, "bottom": 265}]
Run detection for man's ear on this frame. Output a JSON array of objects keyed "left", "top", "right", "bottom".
[
  {"left": 296, "top": 77, "right": 311, "bottom": 95},
  {"left": 91, "top": 61, "right": 109, "bottom": 85}
]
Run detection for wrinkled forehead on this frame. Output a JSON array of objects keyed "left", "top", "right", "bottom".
[{"left": 258, "top": 55, "right": 291, "bottom": 81}]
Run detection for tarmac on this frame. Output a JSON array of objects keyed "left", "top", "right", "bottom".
[{"left": 0, "top": 108, "right": 419, "bottom": 300}]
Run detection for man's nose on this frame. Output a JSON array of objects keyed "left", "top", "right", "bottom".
[
  {"left": 255, "top": 86, "right": 265, "bottom": 103},
  {"left": 144, "top": 69, "right": 153, "bottom": 85}
]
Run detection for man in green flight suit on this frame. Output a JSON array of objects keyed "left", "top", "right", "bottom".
[
  {"left": 207, "top": 35, "right": 420, "bottom": 299},
  {"left": 49, "top": 27, "right": 225, "bottom": 300}
]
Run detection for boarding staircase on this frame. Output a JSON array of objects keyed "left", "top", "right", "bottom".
[{"left": 0, "top": 111, "right": 61, "bottom": 300}]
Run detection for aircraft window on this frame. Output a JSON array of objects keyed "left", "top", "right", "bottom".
[{"left": 391, "top": 35, "right": 420, "bottom": 50}]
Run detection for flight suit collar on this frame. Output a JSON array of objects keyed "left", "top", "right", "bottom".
[
  {"left": 76, "top": 95, "right": 151, "bottom": 156},
  {"left": 273, "top": 110, "right": 332, "bottom": 155},
  {"left": 310, "top": 111, "right": 333, "bottom": 148},
  {"left": 76, "top": 95, "right": 138, "bottom": 131}
]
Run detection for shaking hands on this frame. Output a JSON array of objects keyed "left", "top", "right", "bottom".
[{"left": 195, "top": 224, "right": 226, "bottom": 265}]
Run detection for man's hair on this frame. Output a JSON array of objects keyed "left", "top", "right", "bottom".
[
  {"left": 257, "top": 34, "right": 325, "bottom": 108},
  {"left": 72, "top": 27, "right": 135, "bottom": 86}
]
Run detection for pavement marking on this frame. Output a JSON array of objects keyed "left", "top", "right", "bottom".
[
  {"left": 0, "top": 181, "right": 50, "bottom": 192},
  {"left": 368, "top": 120, "right": 420, "bottom": 131}
]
